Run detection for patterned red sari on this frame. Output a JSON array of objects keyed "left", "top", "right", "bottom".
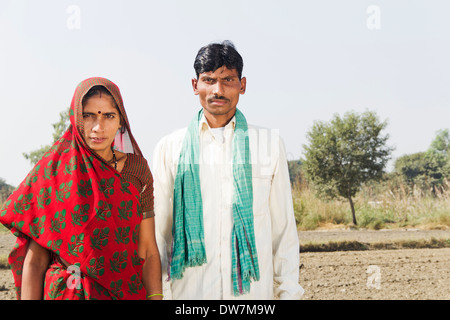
[{"left": 0, "top": 77, "right": 148, "bottom": 300}]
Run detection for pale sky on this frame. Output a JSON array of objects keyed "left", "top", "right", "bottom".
[{"left": 1, "top": 0, "right": 449, "bottom": 187}]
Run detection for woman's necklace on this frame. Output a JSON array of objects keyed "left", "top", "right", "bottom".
[{"left": 110, "top": 147, "right": 118, "bottom": 170}]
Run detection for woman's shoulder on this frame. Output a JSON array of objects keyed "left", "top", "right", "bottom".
[
  {"left": 126, "top": 152, "right": 148, "bottom": 164},
  {"left": 125, "top": 153, "right": 150, "bottom": 172}
]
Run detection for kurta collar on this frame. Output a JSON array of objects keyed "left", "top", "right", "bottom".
[{"left": 199, "top": 112, "right": 237, "bottom": 132}]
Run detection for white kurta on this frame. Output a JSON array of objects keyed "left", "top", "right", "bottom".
[{"left": 153, "top": 114, "right": 304, "bottom": 300}]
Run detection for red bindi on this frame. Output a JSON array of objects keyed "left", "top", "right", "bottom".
[{"left": 98, "top": 111, "right": 101, "bottom": 114}]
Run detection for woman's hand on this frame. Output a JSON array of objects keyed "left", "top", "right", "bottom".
[
  {"left": 138, "top": 216, "right": 163, "bottom": 300},
  {"left": 21, "top": 239, "right": 50, "bottom": 300}
]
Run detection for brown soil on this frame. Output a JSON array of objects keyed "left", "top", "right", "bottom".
[
  {"left": 299, "top": 248, "right": 450, "bottom": 300},
  {"left": 298, "top": 228, "right": 450, "bottom": 299},
  {"left": 1, "top": 228, "right": 449, "bottom": 300},
  {"left": 0, "top": 232, "right": 16, "bottom": 300}
]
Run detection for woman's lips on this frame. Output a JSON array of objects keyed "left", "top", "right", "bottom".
[{"left": 90, "top": 137, "right": 106, "bottom": 143}]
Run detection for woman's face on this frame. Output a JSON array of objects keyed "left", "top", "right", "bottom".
[{"left": 82, "top": 94, "right": 121, "bottom": 159}]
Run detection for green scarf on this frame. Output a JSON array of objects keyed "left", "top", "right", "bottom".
[{"left": 169, "top": 108, "right": 260, "bottom": 296}]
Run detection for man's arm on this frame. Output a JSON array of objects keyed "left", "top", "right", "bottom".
[
  {"left": 153, "top": 137, "right": 175, "bottom": 299},
  {"left": 269, "top": 137, "right": 304, "bottom": 300}
]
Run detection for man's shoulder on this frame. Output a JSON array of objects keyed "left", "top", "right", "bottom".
[
  {"left": 247, "top": 123, "right": 282, "bottom": 141},
  {"left": 156, "top": 128, "right": 187, "bottom": 146},
  {"left": 247, "top": 123, "right": 273, "bottom": 130},
  {"left": 247, "top": 123, "right": 266, "bottom": 130},
  {"left": 154, "top": 122, "right": 284, "bottom": 148}
]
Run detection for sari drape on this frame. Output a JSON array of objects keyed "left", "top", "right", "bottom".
[{"left": 0, "top": 77, "right": 147, "bottom": 300}]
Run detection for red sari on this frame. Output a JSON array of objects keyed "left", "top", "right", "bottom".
[{"left": 0, "top": 77, "right": 149, "bottom": 300}]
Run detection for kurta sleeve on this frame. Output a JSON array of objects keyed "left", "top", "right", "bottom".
[
  {"left": 153, "top": 136, "right": 175, "bottom": 300},
  {"left": 269, "top": 136, "right": 304, "bottom": 300}
]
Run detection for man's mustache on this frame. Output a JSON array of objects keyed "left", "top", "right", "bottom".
[{"left": 208, "top": 96, "right": 230, "bottom": 103}]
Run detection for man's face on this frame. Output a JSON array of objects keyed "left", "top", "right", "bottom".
[{"left": 192, "top": 66, "right": 246, "bottom": 120}]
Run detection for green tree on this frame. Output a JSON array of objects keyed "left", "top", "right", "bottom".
[
  {"left": 428, "top": 129, "right": 450, "bottom": 179},
  {"left": 394, "top": 152, "right": 437, "bottom": 187},
  {"left": 302, "top": 110, "right": 393, "bottom": 225},
  {"left": 429, "top": 129, "right": 450, "bottom": 156},
  {"left": 23, "top": 108, "right": 70, "bottom": 165},
  {"left": 395, "top": 129, "right": 450, "bottom": 191},
  {"left": 288, "top": 160, "right": 303, "bottom": 186}
]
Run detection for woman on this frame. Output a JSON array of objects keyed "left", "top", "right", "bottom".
[{"left": 0, "top": 77, "right": 162, "bottom": 300}]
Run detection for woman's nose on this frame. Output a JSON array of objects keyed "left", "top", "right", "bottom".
[{"left": 92, "top": 118, "right": 104, "bottom": 132}]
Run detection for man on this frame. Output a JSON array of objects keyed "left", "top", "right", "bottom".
[{"left": 153, "top": 41, "right": 304, "bottom": 300}]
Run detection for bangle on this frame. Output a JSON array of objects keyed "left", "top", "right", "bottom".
[{"left": 147, "top": 293, "right": 164, "bottom": 299}]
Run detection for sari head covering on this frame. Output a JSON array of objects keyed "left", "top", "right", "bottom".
[{"left": 0, "top": 77, "right": 147, "bottom": 300}]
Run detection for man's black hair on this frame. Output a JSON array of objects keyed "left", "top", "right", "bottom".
[{"left": 194, "top": 40, "right": 244, "bottom": 79}]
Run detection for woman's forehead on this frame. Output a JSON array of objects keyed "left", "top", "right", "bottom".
[{"left": 83, "top": 95, "right": 118, "bottom": 112}]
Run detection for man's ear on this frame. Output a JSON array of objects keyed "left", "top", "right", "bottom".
[
  {"left": 192, "top": 78, "right": 199, "bottom": 95},
  {"left": 240, "top": 77, "right": 247, "bottom": 94}
]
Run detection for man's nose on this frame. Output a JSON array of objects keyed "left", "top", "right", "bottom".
[{"left": 212, "top": 81, "right": 225, "bottom": 96}]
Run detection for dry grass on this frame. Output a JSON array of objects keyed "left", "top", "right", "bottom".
[
  {"left": 0, "top": 224, "right": 8, "bottom": 234},
  {"left": 301, "top": 238, "right": 450, "bottom": 252},
  {"left": 293, "top": 178, "right": 450, "bottom": 231},
  {"left": 0, "top": 255, "right": 8, "bottom": 269}
]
